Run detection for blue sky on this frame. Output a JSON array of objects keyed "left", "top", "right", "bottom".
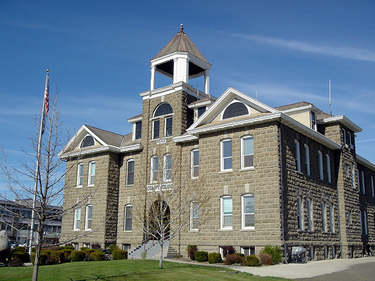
[{"left": 1, "top": 0, "right": 374, "bottom": 196}]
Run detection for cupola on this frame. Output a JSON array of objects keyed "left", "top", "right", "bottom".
[{"left": 150, "top": 24, "right": 211, "bottom": 95}]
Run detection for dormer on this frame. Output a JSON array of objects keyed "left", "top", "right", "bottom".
[
  {"left": 276, "top": 102, "right": 321, "bottom": 131},
  {"left": 150, "top": 24, "right": 211, "bottom": 95},
  {"left": 188, "top": 97, "right": 215, "bottom": 122},
  {"left": 127, "top": 114, "right": 142, "bottom": 141}
]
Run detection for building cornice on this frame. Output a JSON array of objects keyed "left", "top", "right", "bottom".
[
  {"left": 356, "top": 154, "right": 375, "bottom": 170},
  {"left": 59, "top": 144, "right": 143, "bottom": 159},
  {"left": 318, "top": 115, "right": 362, "bottom": 133}
]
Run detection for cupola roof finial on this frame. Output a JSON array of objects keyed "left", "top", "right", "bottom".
[{"left": 180, "top": 23, "right": 183, "bottom": 32}]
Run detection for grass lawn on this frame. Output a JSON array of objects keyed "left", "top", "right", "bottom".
[{"left": 1, "top": 259, "right": 290, "bottom": 281}]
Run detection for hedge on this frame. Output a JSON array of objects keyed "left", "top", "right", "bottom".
[
  {"left": 70, "top": 251, "right": 86, "bottom": 262},
  {"left": 208, "top": 253, "right": 222, "bottom": 264},
  {"left": 112, "top": 250, "right": 127, "bottom": 260},
  {"left": 194, "top": 251, "right": 208, "bottom": 262}
]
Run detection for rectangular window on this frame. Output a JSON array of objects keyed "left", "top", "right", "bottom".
[
  {"left": 318, "top": 151, "right": 324, "bottom": 180},
  {"left": 191, "top": 149, "right": 199, "bottom": 178},
  {"left": 164, "top": 154, "right": 172, "bottom": 181},
  {"left": 310, "top": 111, "right": 316, "bottom": 130},
  {"left": 221, "top": 196, "right": 232, "bottom": 229},
  {"left": 329, "top": 203, "right": 334, "bottom": 232},
  {"left": 326, "top": 155, "right": 331, "bottom": 183},
  {"left": 361, "top": 171, "right": 365, "bottom": 194},
  {"left": 322, "top": 202, "right": 326, "bottom": 232},
  {"left": 357, "top": 170, "right": 361, "bottom": 193},
  {"left": 126, "top": 160, "right": 135, "bottom": 185},
  {"left": 124, "top": 205, "right": 133, "bottom": 231},
  {"left": 77, "top": 163, "right": 84, "bottom": 187},
  {"left": 135, "top": 121, "right": 142, "bottom": 139},
  {"left": 307, "top": 198, "right": 312, "bottom": 231},
  {"left": 190, "top": 201, "right": 199, "bottom": 231},
  {"left": 88, "top": 161, "right": 95, "bottom": 186},
  {"left": 342, "top": 128, "right": 346, "bottom": 145},
  {"left": 242, "top": 194, "right": 255, "bottom": 229},
  {"left": 221, "top": 139, "right": 232, "bottom": 171},
  {"left": 197, "top": 107, "right": 206, "bottom": 118},
  {"left": 153, "top": 119, "right": 160, "bottom": 139},
  {"left": 122, "top": 244, "right": 131, "bottom": 251},
  {"left": 242, "top": 136, "right": 254, "bottom": 169},
  {"left": 297, "top": 196, "right": 303, "bottom": 230},
  {"left": 241, "top": 247, "right": 255, "bottom": 256},
  {"left": 85, "top": 205, "right": 93, "bottom": 231},
  {"left": 371, "top": 176, "right": 374, "bottom": 197},
  {"left": 74, "top": 207, "right": 81, "bottom": 230},
  {"left": 150, "top": 156, "right": 159, "bottom": 182},
  {"left": 295, "top": 140, "right": 301, "bottom": 172},
  {"left": 351, "top": 163, "right": 355, "bottom": 189},
  {"left": 165, "top": 117, "right": 172, "bottom": 137},
  {"left": 304, "top": 144, "right": 310, "bottom": 176}
]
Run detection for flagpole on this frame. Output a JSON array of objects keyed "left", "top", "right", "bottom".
[{"left": 29, "top": 69, "right": 49, "bottom": 256}]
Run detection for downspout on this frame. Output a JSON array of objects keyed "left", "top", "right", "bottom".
[
  {"left": 336, "top": 150, "right": 342, "bottom": 258},
  {"left": 278, "top": 119, "right": 288, "bottom": 263}
]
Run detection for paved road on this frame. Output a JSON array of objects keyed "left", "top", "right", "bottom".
[{"left": 296, "top": 262, "right": 375, "bottom": 281}]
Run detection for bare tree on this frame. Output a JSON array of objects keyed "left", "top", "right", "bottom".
[{"left": 132, "top": 150, "right": 210, "bottom": 269}]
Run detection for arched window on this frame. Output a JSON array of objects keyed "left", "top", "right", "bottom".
[
  {"left": 223, "top": 102, "right": 248, "bottom": 119},
  {"left": 154, "top": 103, "right": 173, "bottom": 117},
  {"left": 81, "top": 135, "right": 94, "bottom": 148}
]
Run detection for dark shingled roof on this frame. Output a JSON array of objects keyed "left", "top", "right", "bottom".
[
  {"left": 152, "top": 25, "right": 209, "bottom": 64},
  {"left": 275, "top": 102, "right": 312, "bottom": 111},
  {"left": 85, "top": 125, "right": 124, "bottom": 147}
]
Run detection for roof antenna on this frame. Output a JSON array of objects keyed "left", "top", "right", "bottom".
[
  {"left": 329, "top": 79, "right": 332, "bottom": 116},
  {"left": 180, "top": 24, "right": 183, "bottom": 32}
]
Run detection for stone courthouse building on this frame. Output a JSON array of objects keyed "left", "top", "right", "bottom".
[{"left": 59, "top": 25, "right": 375, "bottom": 260}]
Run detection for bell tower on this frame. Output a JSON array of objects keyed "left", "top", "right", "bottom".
[{"left": 150, "top": 24, "right": 211, "bottom": 95}]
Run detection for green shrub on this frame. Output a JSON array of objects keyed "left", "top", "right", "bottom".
[
  {"left": 61, "top": 248, "right": 72, "bottom": 261},
  {"left": 90, "top": 250, "right": 105, "bottom": 261},
  {"left": 224, "top": 253, "right": 242, "bottom": 265},
  {"left": 64, "top": 245, "right": 75, "bottom": 250},
  {"left": 208, "top": 253, "right": 222, "bottom": 264},
  {"left": 259, "top": 245, "right": 282, "bottom": 264},
  {"left": 141, "top": 251, "right": 147, "bottom": 259},
  {"left": 186, "top": 245, "right": 197, "bottom": 260},
  {"left": 91, "top": 243, "right": 101, "bottom": 250},
  {"left": 80, "top": 247, "right": 95, "bottom": 259},
  {"left": 245, "top": 255, "right": 260, "bottom": 266},
  {"left": 259, "top": 253, "right": 273, "bottom": 265},
  {"left": 112, "top": 250, "right": 128, "bottom": 260},
  {"left": 30, "top": 252, "right": 48, "bottom": 265},
  {"left": 194, "top": 251, "right": 208, "bottom": 262},
  {"left": 108, "top": 244, "right": 119, "bottom": 254},
  {"left": 70, "top": 251, "right": 86, "bottom": 262},
  {"left": 50, "top": 250, "right": 65, "bottom": 264},
  {"left": 10, "top": 248, "right": 29, "bottom": 264}
]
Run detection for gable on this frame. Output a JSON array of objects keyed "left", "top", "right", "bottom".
[{"left": 188, "top": 87, "right": 278, "bottom": 132}]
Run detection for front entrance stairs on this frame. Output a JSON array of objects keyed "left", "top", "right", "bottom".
[{"left": 128, "top": 240, "right": 182, "bottom": 260}]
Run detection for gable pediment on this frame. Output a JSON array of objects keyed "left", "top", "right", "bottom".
[{"left": 187, "top": 87, "right": 278, "bottom": 133}]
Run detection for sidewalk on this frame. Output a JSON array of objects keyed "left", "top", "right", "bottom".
[{"left": 166, "top": 256, "right": 375, "bottom": 279}]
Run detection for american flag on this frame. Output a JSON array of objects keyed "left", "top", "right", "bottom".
[{"left": 44, "top": 69, "right": 49, "bottom": 116}]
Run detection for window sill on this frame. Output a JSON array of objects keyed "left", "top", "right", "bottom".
[
  {"left": 76, "top": 186, "right": 83, "bottom": 188},
  {"left": 123, "top": 230, "right": 132, "bottom": 232},
  {"left": 219, "top": 228, "right": 233, "bottom": 231},
  {"left": 84, "top": 229, "right": 92, "bottom": 232},
  {"left": 189, "top": 229, "right": 199, "bottom": 232},
  {"left": 88, "top": 184, "right": 94, "bottom": 187},
  {"left": 126, "top": 184, "right": 134, "bottom": 186},
  {"left": 219, "top": 170, "right": 233, "bottom": 174},
  {"left": 240, "top": 228, "right": 255, "bottom": 231},
  {"left": 240, "top": 167, "right": 255, "bottom": 172}
]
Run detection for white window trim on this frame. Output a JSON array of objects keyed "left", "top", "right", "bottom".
[
  {"left": 241, "top": 194, "right": 255, "bottom": 230},
  {"left": 152, "top": 119, "right": 160, "bottom": 139},
  {"left": 241, "top": 135, "right": 254, "bottom": 170},
  {"left": 190, "top": 201, "right": 199, "bottom": 231},
  {"left": 74, "top": 207, "right": 81, "bottom": 231},
  {"left": 307, "top": 198, "right": 313, "bottom": 231},
  {"left": 85, "top": 205, "right": 93, "bottom": 231},
  {"left": 361, "top": 171, "right": 365, "bottom": 194},
  {"left": 304, "top": 144, "right": 310, "bottom": 176},
  {"left": 326, "top": 154, "right": 331, "bottom": 183},
  {"left": 88, "top": 161, "right": 95, "bottom": 186},
  {"left": 163, "top": 154, "right": 172, "bottom": 182},
  {"left": 329, "top": 203, "right": 334, "bottom": 233},
  {"left": 191, "top": 149, "right": 199, "bottom": 179},
  {"left": 77, "top": 163, "right": 84, "bottom": 187},
  {"left": 124, "top": 205, "right": 133, "bottom": 231},
  {"left": 220, "top": 139, "right": 233, "bottom": 172},
  {"left": 220, "top": 196, "right": 233, "bottom": 230},
  {"left": 351, "top": 163, "right": 355, "bottom": 189},
  {"left": 297, "top": 196, "right": 303, "bottom": 230},
  {"left": 164, "top": 116, "right": 173, "bottom": 137},
  {"left": 295, "top": 140, "right": 301, "bottom": 172},
  {"left": 126, "top": 159, "right": 135, "bottom": 185},
  {"left": 322, "top": 201, "right": 326, "bottom": 232},
  {"left": 318, "top": 151, "right": 324, "bottom": 180},
  {"left": 150, "top": 156, "right": 159, "bottom": 183}
]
